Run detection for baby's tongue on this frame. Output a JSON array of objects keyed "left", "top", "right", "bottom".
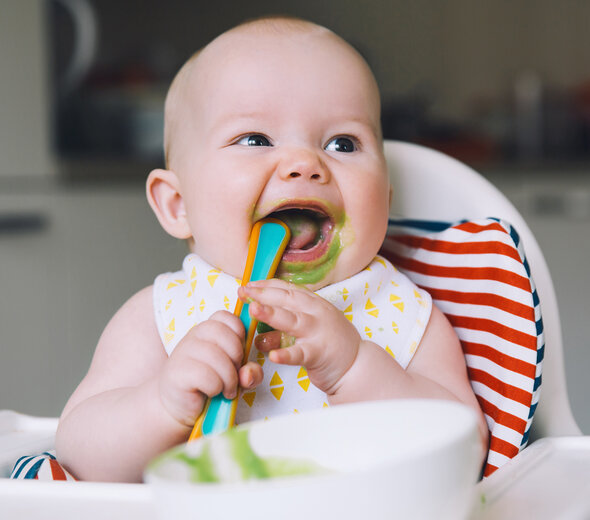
[{"left": 278, "top": 210, "right": 321, "bottom": 251}]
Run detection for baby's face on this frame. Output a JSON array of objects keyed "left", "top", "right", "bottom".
[{"left": 171, "top": 28, "right": 390, "bottom": 290}]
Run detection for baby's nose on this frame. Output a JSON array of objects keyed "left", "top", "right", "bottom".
[{"left": 278, "top": 148, "right": 330, "bottom": 184}]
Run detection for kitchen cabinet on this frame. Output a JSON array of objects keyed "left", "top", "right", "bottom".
[{"left": 0, "top": 182, "right": 185, "bottom": 416}]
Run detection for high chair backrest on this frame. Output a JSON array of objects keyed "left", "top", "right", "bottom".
[{"left": 383, "top": 140, "right": 581, "bottom": 441}]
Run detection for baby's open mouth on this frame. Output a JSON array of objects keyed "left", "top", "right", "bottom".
[{"left": 266, "top": 205, "right": 335, "bottom": 263}]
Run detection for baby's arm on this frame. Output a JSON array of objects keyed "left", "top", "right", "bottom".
[
  {"left": 241, "top": 279, "right": 489, "bottom": 452},
  {"left": 55, "top": 286, "right": 262, "bottom": 482}
]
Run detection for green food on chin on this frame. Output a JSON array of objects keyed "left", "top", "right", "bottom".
[{"left": 279, "top": 232, "right": 343, "bottom": 286}]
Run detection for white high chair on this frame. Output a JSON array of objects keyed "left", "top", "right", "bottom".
[
  {"left": 384, "top": 139, "right": 580, "bottom": 441},
  {"left": 384, "top": 140, "right": 590, "bottom": 519},
  {"left": 0, "top": 140, "right": 586, "bottom": 519}
]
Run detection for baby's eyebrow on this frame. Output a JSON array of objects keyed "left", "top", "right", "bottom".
[
  {"left": 213, "top": 112, "right": 268, "bottom": 131},
  {"left": 210, "top": 110, "right": 380, "bottom": 140},
  {"left": 323, "top": 116, "right": 380, "bottom": 136}
]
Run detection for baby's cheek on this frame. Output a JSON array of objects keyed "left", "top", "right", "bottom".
[{"left": 338, "top": 217, "right": 356, "bottom": 250}]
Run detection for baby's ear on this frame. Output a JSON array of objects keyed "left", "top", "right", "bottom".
[{"left": 146, "top": 169, "right": 192, "bottom": 239}]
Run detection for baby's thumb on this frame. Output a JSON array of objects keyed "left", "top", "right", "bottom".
[{"left": 238, "top": 362, "right": 264, "bottom": 390}]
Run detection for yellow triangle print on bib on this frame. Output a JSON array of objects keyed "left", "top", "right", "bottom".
[
  {"left": 270, "top": 372, "right": 283, "bottom": 386},
  {"left": 242, "top": 391, "right": 256, "bottom": 407},
  {"left": 389, "top": 293, "right": 404, "bottom": 312},
  {"left": 207, "top": 269, "right": 220, "bottom": 287},
  {"left": 374, "top": 256, "right": 387, "bottom": 269},
  {"left": 166, "top": 319, "right": 175, "bottom": 332},
  {"left": 414, "top": 289, "right": 427, "bottom": 307},
  {"left": 270, "top": 371, "right": 284, "bottom": 400},
  {"left": 344, "top": 303, "right": 353, "bottom": 322},
  {"left": 270, "top": 387, "right": 284, "bottom": 400},
  {"left": 297, "top": 366, "right": 310, "bottom": 392},
  {"left": 365, "top": 298, "right": 379, "bottom": 318},
  {"left": 190, "top": 280, "right": 197, "bottom": 292}
]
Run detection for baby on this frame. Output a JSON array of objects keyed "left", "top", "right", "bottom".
[{"left": 55, "top": 16, "right": 488, "bottom": 482}]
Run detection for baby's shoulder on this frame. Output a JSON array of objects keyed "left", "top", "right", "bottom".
[
  {"left": 82, "top": 285, "right": 165, "bottom": 392},
  {"left": 115, "top": 285, "right": 155, "bottom": 320},
  {"left": 101, "top": 285, "right": 159, "bottom": 344}
]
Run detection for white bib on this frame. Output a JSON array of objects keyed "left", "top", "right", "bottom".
[{"left": 153, "top": 254, "right": 431, "bottom": 424}]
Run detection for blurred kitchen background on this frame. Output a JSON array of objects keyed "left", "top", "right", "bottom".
[{"left": 1, "top": 1, "right": 589, "bottom": 432}]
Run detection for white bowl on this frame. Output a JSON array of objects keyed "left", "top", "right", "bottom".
[{"left": 145, "top": 399, "right": 482, "bottom": 520}]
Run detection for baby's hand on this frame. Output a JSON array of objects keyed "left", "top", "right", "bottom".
[
  {"left": 239, "top": 279, "right": 361, "bottom": 395},
  {"left": 157, "top": 310, "right": 263, "bottom": 428}
]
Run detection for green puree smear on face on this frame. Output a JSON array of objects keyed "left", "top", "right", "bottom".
[
  {"left": 280, "top": 230, "right": 343, "bottom": 286},
  {"left": 173, "top": 429, "right": 327, "bottom": 483}
]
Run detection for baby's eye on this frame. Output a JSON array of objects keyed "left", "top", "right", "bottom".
[
  {"left": 325, "top": 136, "right": 356, "bottom": 153},
  {"left": 237, "top": 134, "right": 271, "bottom": 147}
]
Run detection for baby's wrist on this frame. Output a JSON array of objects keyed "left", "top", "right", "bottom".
[
  {"left": 152, "top": 376, "right": 198, "bottom": 433},
  {"left": 326, "top": 340, "right": 386, "bottom": 402},
  {"left": 322, "top": 337, "right": 363, "bottom": 397}
]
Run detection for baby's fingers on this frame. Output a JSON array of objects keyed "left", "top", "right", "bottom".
[
  {"left": 255, "top": 330, "right": 297, "bottom": 352},
  {"left": 268, "top": 343, "right": 305, "bottom": 366},
  {"left": 188, "top": 342, "right": 239, "bottom": 399},
  {"left": 208, "top": 310, "right": 245, "bottom": 340},
  {"left": 238, "top": 362, "right": 263, "bottom": 390},
  {"left": 249, "top": 301, "right": 308, "bottom": 337},
  {"left": 240, "top": 281, "right": 313, "bottom": 312},
  {"left": 254, "top": 330, "right": 283, "bottom": 352}
]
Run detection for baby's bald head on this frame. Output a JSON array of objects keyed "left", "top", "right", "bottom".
[{"left": 163, "top": 17, "right": 381, "bottom": 170}]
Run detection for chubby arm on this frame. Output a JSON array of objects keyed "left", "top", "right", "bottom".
[
  {"left": 56, "top": 286, "right": 182, "bottom": 482},
  {"left": 56, "top": 286, "right": 262, "bottom": 482},
  {"left": 242, "top": 280, "right": 489, "bottom": 455},
  {"left": 332, "top": 306, "right": 489, "bottom": 450}
]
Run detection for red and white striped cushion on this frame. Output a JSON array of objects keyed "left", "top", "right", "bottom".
[
  {"left": 10, "top": 451, "right": 76, "bottom": 481},
  {"left": 380, "top": 218, "right": 543, "bottom": 477}
]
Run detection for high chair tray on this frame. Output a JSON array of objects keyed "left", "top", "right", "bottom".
[
  {"left": 0, "top": 479, "right": 155, "bottom": 519},
  {"left": 1, "top": 410, "right": 588, "bottom": 520},
  {"left": 474, "top": 436, "right": 590, "bottom": 519}
]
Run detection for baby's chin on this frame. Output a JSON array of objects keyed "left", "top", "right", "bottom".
[
  {"left": 277, "top": 251, "right": 374, "bottom": 292},
  {"left": 276, "top": 272, "right": 330, "bottom": 292}
]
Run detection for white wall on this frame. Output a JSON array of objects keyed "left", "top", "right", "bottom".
[{"left": 0, "top": 1, "right": 55, "bottom": 177}]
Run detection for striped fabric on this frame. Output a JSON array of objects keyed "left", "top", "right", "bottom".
[
  {"left": 380, "top": 217, "right": 543, "bottom": 477},
  {"left": 10, "top": 451, "right": 76, "bottom": 481}
]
